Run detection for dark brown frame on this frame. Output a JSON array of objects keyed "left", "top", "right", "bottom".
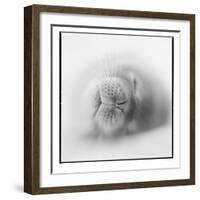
[{"left": 24, "top": 4, "right": 195, "bottom": 195}]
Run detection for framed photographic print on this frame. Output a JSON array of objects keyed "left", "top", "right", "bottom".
[{"left": 24, "top": 4, "right": 195, "bottom": 194}]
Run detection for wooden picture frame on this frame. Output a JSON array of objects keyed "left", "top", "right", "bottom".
[{"left": 24, "top": 4, "right": 195, "bottom": 194}]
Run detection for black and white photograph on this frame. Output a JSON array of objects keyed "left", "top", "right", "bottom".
[
  {"left": 60, "top": 29, "right": 173, "bottom": 163},
  {"left": 24, "top": 5, "right": 195, "bottom": 194}
]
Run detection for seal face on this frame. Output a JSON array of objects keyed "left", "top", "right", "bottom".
[{"left": 94, "top": 77, "right": 131, "bottom": 135}]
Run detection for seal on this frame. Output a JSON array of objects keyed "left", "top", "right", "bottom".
[{"left": 84, "top": 65, "right": 141, "bottom": 137}]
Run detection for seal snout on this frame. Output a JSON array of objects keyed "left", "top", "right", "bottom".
[
  {"left": 99, "top": 77, "right": 128, "bottom": 104},
  {"left": 92, "top": 77, "right": 131, "bottom": 135}
]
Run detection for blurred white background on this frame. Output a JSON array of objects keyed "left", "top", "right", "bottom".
[
  {"left": 61, "top": 32, "right": 172, "bottom": 162},
  {"left": 0, "top": 0, "right": 199, "bottom": 199}
]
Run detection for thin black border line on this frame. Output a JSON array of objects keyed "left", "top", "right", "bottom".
[
  {"left": 51, "top": 23, "right": 180, "bottom": 33},
  {"left": 60, "top": 31, "right": 174, "bottom": 38},
  {"left": 50, "top": 28, "right": 63, "bottom": 172},
  {"left": 50, "top": 25, "right": 53, "bottom": 173},
  {"left": 171, "top": 37, "right": 174, "bottom": 158},
  {"left": 50, "top": 24, "right": 174, "bottom": 164},
  {"left": 60, "top": 156, "right": 174, "bottom": 164},
  {"left": 59, "top": 32, "right": 62, "bottom": 165}
]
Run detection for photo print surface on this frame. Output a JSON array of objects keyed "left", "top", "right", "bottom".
[{"left": 59, "top": 27, "right": 173, "bottom": 163}]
